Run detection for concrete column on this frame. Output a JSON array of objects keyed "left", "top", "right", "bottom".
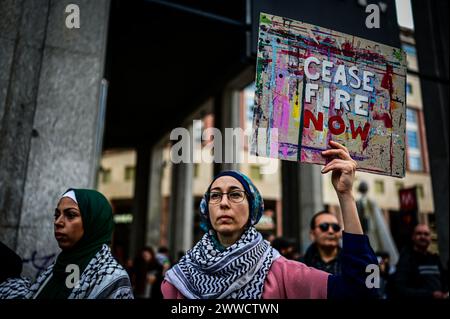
[
  {"left": 168, "top": 161, "right": 194, "bottom": 258},
  {"left": 281, "top": 161, "right": 300, "bottom": 243},
  {"left": 168, "top": 123, "right": 194, "bottom": 257},
  {"left": 299, "top": 163, "right": 324, "bottom": 253},
  {"left": 281, "top": 161, "right": 323, "bottom": 253},
  {"left": 128, "top": 145, "right": 150, "bottom": 260},
  {"left": 0, "top": 0, "right": 110, "bottom": 278},
  {"left": 145, "top": 142, "right": 164, "bottom": 248},
  {"left": 213, "top": 92, "right": 237, "bottom": 175}
]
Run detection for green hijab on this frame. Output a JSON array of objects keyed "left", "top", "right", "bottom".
[{"left": 36, "top": 188, "right": 114, "bottom": 299}]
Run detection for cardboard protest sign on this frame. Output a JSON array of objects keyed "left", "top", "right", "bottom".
[{"left": 251, "top": 13, "right": 407, "bottom": 177}]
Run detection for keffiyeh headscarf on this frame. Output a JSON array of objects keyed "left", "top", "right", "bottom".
[
  {"left": 165, "top": 170, "right": 280, "bottom": 299},
  {"left": 200, "top": 170, "right": 264, "bottom": 234}
]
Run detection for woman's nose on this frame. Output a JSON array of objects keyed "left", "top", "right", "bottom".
[
  {"left": 219, "top": 194, "right": 230, "bottom": 207},
  {"left": 54, "top": 215, "right": 64, "bottom": 227}
]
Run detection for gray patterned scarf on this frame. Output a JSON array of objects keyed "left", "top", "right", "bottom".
[{"left": 165, "top": 227, "right": 279, "bottom": 299}]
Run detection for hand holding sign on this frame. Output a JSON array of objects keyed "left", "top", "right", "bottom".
[
  {"left": 251, "top": 13, "right": 407, "bottom": 178},
  {"left": 321, "top": 141, "right": 357, "bottom": 196},
  {"left": 321, "top": 140, "right": 363, "bottom": 235}
]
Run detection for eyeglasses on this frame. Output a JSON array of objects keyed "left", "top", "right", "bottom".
[
  {"left": 316, "top": 222, "right": 341, "bottom": 232},
  {"left": 208, "top": 190, "right": 247, "bottom": 204}
]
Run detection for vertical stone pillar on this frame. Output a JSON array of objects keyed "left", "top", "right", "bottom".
[
  {"left": 145, "top": 143, "right": 164, "bottom": 248},
  {"left": 213, "top": 89, "right": 240, "bottom": 176},
  {"left": 281, "top": 162, "right": 323, "bottom": 253},
  {"left": 168, "top": 162, "right": 194, "bottom": 258},
  {"left": 0, "top": 0, "right": 110, "bottom": 278},
  {"left": 128, "top": 145, "right": 150, "bottom": 260}
]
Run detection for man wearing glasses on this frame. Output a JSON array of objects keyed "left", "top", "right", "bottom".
[{"left": 301, "top": 211, "right": 343, "bottom": 275}]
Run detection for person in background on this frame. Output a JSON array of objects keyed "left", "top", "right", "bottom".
[
  {"left": 375, "top": 251, "right": 393, "bottom": 299},
  {"left": 156, "top": 246, "right": 171, "bottom": 275},
  {"left": 271, "top": 237, "right": 298, "bottom": 260},
  {"left": 1, "top": 189, "right": 133, "bottom": 299},
  {"left": 301, "top": 211, "right": 342, "bottom": 275},
  {"left": 132, "top": 247, "right": 163, "bottom": 299},
  {"left": 394, "top": 224, "right": 448, "bottom": 299},
  {"left": 262, "top": 233, "right": 276, "bottom": 244},
  {"left": 0, "top": 242, "right": 30, "bottom": 299}
]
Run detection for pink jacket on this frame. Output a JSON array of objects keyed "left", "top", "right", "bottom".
[{"left": 161, "top": 255, "right": 329, "bottom": 299}]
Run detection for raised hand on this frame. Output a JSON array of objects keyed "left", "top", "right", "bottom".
[
  {"left": 321, "top": 140, "right": 357, "bottom": 196},
  {"left": 321, "top": 140, "right": 362, "bottom": 234}
]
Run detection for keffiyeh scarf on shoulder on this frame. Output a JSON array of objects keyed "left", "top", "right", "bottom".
[
  {"left": 0, "top": 244, "right": 133, "bottom": 299},
  {"left": 30, "top": 244, "right": 133, "bottom": 299},
  {"left": 165, "top": 227, "right": 279, "bottom": 299}
]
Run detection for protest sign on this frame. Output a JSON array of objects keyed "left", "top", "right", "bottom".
[{"left": 251, "top": 13, "right": 407, "bottom": 177}]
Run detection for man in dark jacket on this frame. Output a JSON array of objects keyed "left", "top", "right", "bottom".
[
  {"left": 0, "top": 241, "right": 23, "bottom": 284},
  {"left": 301, "top": 211, "right": 342, "bottom": 275},
  {"left": 0, "top": 241, "right": 31, "bottom": 299},
  {"left": 394, "top": 224, "right": 448, "bottom": 299}
]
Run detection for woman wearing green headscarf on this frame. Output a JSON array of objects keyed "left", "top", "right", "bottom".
[{"left": 24, "top": 188, "right": 133, "bottom": 299}]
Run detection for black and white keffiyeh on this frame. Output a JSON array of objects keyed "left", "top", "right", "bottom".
[
  {"left": 165, "top": 227, "right": 280, "bottom": 299},
  {"left": 0, "top": 277, "right": 31, "bottom": 299},
  {"left": 0, "top": 244, "right": 133, "bottom": 299}
]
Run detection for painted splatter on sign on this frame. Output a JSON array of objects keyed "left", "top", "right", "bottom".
[{"left": 251, "top": 13, "right": 407, "bottom": 177}]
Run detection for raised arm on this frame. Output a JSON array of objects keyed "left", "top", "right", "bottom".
[
  {"left": 321, "top": 140, "right": 378, "bottom": 299},
  {"left": 321, "top": 140, "right": 363, "bottom": 234}
]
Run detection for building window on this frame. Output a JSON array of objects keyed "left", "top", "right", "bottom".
[
  {"left": 407, "top": 131, "right": 419, "bottom": 148},
  {"left": 102, "top": 169, "right": 112, "bottom": 184},
  {"left": 194, "top": 163, "right": 199, "bottom": 178},
  {"left": 250, "top": 165, "right": 262, "bottom": 181},
  {"left": 402, "top": 43, "right": 417, "bottom": 57},
  {"left": 406, "top": 82, "right": 413, "bottom": 95},
  {"left": 409, "top": 156, "right": 423, "bottom": 171},
  {"left": 395, "top": 181, "right": 404, "bottom": 191},
  {"left": 406, "top": 108, "right": 424, "bottom": 172},
  {"left": 374, "top": 180, "right": 385, "bottom": 194},
  {"left": 124, "top": 166, "right": 135, "bottom": 181},
  {"left": 193, "top": 119, "right": 202, "bottom": 143},
  {"left": 417, "top": 184, "right": 425, "bottom": 198},
  {"left": 244, "top": 83, "right": 256, "bottom": 131},
  {"left": 406, "top": 108, "right": 417, "bottom": 123}
]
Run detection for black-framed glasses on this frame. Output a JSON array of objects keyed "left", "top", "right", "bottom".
[
  {"left": 208, "top": 190, "right": 247, "bottom": 204},
  {"left": 317, "top": 222, "right": 341, "bottom": 232}
]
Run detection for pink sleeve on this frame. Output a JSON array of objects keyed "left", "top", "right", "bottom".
[
  {"left": 263, "top": 256, "right": 329, "bottom": 299},
  {"left": 161, "top": 280, "right": 185, "bottom": 299},
  {"left": 162, "top": 257, "right": 329, "bottom": 299}
]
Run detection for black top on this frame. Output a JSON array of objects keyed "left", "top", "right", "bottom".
[
  {"left": 301, "top": 243, "right": 342, "bottom": 275},
  {"left": 326, "top": 232, "right": 379, "bottom": 299},
  {"left": 0, "top": 241, "right": 23, "bottom": 283},
  {"left": 394, "top": 246, "right": 448, "bottom": 298}
]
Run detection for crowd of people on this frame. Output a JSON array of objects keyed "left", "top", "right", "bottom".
[
  {"left": 0, "top": 141, "right": 447, "bottom": 299},
  {"left": 262, "top": 218, "right": 448, "bottom": 299}
]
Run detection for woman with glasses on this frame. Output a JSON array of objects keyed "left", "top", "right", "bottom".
[{"left": 162, "top": 141, "right": 378, "bottom": 299}]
